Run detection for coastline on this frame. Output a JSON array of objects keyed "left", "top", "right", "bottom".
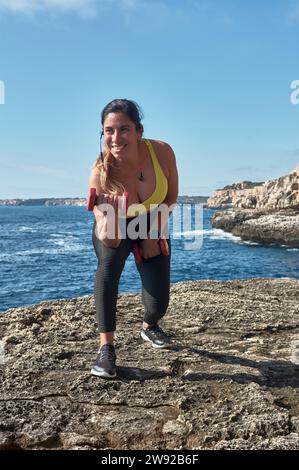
[
  {"left": 0, "top": 196, "right": 209, "bottom": 207},
  {"left": 211, "top": 209, "right": 299, "bottom": 248},
  {"left": 2, "top": 203, "right": 298, "bottom": 313},
  {"left": 208, "top": 165, "right": 299, "bottom": 247}
]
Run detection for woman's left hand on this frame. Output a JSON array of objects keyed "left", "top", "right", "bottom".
[{"left": 140, "top": 239, "right": 161, "bottom": 259}]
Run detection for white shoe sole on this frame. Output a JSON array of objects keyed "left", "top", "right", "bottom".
[
  {"left": 91, "top": 367, "right": 116, "bottom": 378},
  {"left": 140, "top": 330, "right": 170, "bottom": 349}
]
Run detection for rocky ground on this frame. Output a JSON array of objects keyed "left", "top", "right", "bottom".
[{"left": 1, "top": 278, "right": 299, "bottom": 450}]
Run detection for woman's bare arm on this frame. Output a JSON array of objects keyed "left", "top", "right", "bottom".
[
  {"left": 89, "top": 168, "right": 122, "bottom": 248},
  {"left": 149, "top": 142, "right": 178, "bottom": 237},
  {"left": 140, "top": 143, "right": 178, "bottom": 258}
]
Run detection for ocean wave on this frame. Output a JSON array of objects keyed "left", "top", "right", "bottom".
[
  {"left": 173, "top": 228, "right": 242, "bottom": 243},
  {"left": 50, "top": 232, "right": 74, "bottom": 237},
  {"left": 51, "top": 239, "right": 69, "bottom": 247},
  {"left": 173, "top": 229, "right": 206, "bottom": 237},
  {"left": 0, "top": 253, "right": 14, "bottom": 262},
  {"left": 50, "top": 235, "right": 77, "bottom": 245},
  {"left": 17, "top": 226, "right": 38, "bottom": 233},
  {"left": 208, "top": 229, "right": 242, "bottom": 242},
  {"left": 239, "top": 240, "right": 260, "bottom": 246},
  {"left": 0, "top": 242, "right": 87, "bottom": 260}
]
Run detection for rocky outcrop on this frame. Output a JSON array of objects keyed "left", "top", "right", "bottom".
[
  {"left": 207, "top": 182, "right": 264, "bottom": 209},
  {"left": 1, "top": 279, "right": 299, "bottom": 450},
  {"left": 208, "top": 165, "right": 299, "bottom": 211},
  {"left": 212, "top": 209, "right": 299, "bottom": 247},
  {"left": 209, "top": 165, "right": 299, "bottom": 247}
]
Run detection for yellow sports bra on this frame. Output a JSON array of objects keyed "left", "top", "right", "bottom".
[{"left": 126, "top": 139, "right": 168, "bottom": 218}]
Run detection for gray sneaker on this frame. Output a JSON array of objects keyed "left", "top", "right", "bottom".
[
  {"left": 141, "top": 325, "right": 171, "bottom": 348},
  {"left": 91, "top": 344, "right": 116, "bottom": 378}
]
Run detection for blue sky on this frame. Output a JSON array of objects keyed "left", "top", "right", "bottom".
[{"left": 0, "top": 0, "right": 298, "bottom": 198}]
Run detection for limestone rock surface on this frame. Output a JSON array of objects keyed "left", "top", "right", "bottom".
[{"left": 1, "top": 279, "right": 299, "bottom": 450}]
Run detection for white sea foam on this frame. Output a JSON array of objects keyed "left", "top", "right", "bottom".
[
  {"left": 239, "top": 240, "right": 260, "bottom": 246},
  {"left": 174, "top": 229, "right": 206, "bottom": 237},
  {"left": 173, "top": 228, "right": 242, "bottom": 243},
  {"left": 52, "top": 239, "right": 67, "bottom": 246},
  {"left": 18, "top": 226, "right": 38, "bottom": 233},
  {"left": 10, "top": 241, "right": 86, "bottom": 258},
  {"left": 208, "top": 229, "right": 242, "bottom": 242}
]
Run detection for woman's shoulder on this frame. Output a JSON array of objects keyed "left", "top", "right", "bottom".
[
  {"left": 147, "top": 138, "right": 173, "bottom": 153},
  {"left": 148, "top": 139, "right": 176, "bottom": 166},
  {"left": 89, "top": 164, "right": 102, "bottom": 191},
  {"left": 147, "top": 139, "right": 176, "bottom": 161},
  {"left": 90, "top": 163, "right": 101, "bottom": 178},
  {"left": 146, "top": 139, "right": 176, "bottom": 179}
]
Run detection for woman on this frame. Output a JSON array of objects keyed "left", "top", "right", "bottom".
[{"left": 89, "top": 99, "right": 178, "bottom": 378}]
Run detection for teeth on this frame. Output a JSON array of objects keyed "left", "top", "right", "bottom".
[{"left": 112, "top": 144, "right": 126, "bottom": 149}]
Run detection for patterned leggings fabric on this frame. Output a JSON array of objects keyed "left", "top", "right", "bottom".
[{"left": 92, "top": 221, "right": 171, "bottom": 332}]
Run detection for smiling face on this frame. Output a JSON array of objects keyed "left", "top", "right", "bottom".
[{"left": 103, "top": 112, "right": 142, "bottom": 160}]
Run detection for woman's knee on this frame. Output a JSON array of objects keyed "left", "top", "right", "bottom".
[{"left": 101, "top": 238, "right": 122, "bottom": 249}]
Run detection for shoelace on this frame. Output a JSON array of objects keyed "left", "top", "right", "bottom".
[
  {"left": 148, "top": 326, "right": 167, "bottom": 340},
  {"left": 99, "top": 344, "right": 115, "bottom": 361}
]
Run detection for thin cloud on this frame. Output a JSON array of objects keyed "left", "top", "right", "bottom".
[
  {"left": 0, "top": 0, "right": 225, "bottom": 23},
  {"left": 0, "top": 0, "right": 100, "bottom": 17},
  {"left": 0, "top": 0, "right": 144, "bottom": 17}
]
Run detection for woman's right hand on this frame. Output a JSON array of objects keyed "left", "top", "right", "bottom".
[
  {"left": 94, "top": 194, "right": 119, "bottom": 239},
  {"left": 95, "top": 193, "right": 120, "bottom": 211},
  {"left": 93, "top": 193, "right": 126, "bottom": 247},
  {"left": 95, "top": 193, "right": 127, "bottom": 214}
]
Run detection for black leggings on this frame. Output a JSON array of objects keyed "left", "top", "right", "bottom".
[{"left": 92, "top": 222, "right": 171, "bottom": 332}]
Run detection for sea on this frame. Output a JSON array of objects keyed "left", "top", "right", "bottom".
[{"left": 0, "top": 205, "right": 298, "bottom": 312}]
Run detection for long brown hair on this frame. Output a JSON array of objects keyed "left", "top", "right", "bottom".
[{"left": 93, "top": 99, "right": 144, "bottom": 195}]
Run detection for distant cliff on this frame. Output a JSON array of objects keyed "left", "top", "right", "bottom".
[
  {"left": 207, "top": 164, "right": 299, "bottom": 211},
  {"left": 0, "top": 196, "right": 209, "bottom": 207},
  {"left": 0, "top": 198, "right": 86, "bottom": 207},
  {"left": 177, "top": 195, "right": 209, "bottom": 205},
  {"left": 208, "top": 165, "right": 299, "bottom": 247}
]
